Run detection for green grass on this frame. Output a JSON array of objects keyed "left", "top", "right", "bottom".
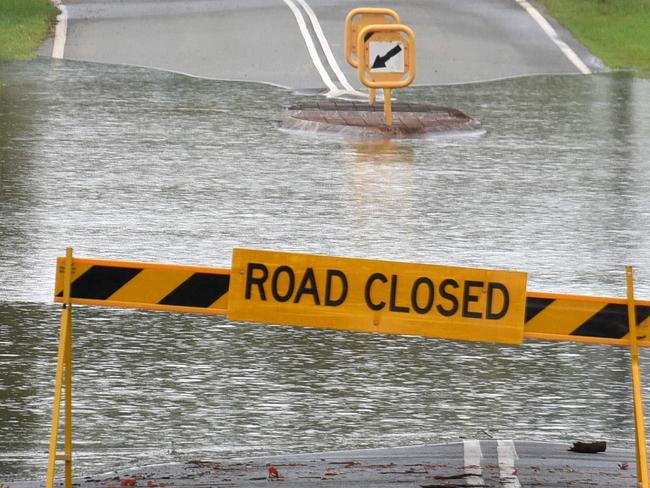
[
  {"left": 537, "top": 0, "right": 650, "bottom": 74},
  {"left": 0, "top": 0, "right": 59, "bottom": 60}
]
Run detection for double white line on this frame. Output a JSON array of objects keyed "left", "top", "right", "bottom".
[
  {"left": 464, "top": 439, "right": 522, "bottom": 487},
  {"left": 282, "top": 0, "right": 365, "bottom": 98}
]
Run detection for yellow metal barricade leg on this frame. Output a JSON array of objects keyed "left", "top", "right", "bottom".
[
  {"left": 383, "top": 88, "right": 392, "bottom": 127},
  {"left": 47, "top": 247, "right": 74, "bottom": 488},
  {"left": 627, "top": 266, "right": 649, "bottom": 488},
  {"left": 369, "top": 88, "right": 376, "bottom": 106},
  {"left": 64, "top": 289, "right": 73, "bottom": 488}
]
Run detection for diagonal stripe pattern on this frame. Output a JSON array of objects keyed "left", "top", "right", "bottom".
[
  {"left": 57, "top": 265, "right": 142, "bottom": 300},
  {"left": 525, "top": 292, "right": 650, "bottom": 345},
  {"left": 55, "top": 258, "right": 230, "bottom": 314},
  {"left": 55, "top": 255, "right": 650, "bottom": 345},
  {"left": 159, "top": 273, "right": 230, "bottom": 308}
]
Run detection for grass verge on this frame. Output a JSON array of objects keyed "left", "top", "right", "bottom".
[
  {"left": 0, "top": 0, "right": 59, "bottom": 60},
  {"left": 537, "top": 0, "right": 650, "bottom": 75}
]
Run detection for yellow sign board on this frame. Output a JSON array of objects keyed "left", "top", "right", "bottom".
[
  {"left": 357, "top": 24, "right": 416, "bottom": 89},
  {"left": 344, "top": 7, "right": 400, "bottom": 68},
  {"left": 227, "top": 249, "right": 527, "bottom": 344}
]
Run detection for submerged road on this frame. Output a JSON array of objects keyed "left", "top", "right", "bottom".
[{"left": 39, "top": 0, "right": 603, "bottom": 91}]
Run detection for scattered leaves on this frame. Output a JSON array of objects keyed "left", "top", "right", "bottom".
[{"left": 267, "top": 465, "right": 280, "bottom": 480}]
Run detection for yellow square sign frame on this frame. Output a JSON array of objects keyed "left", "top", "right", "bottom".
[
  {"left": 344, "top": 7, "right": 400, "bottom": 68},
  {"left": 357, "top": 24, "right": 416, "bottom": 89}
]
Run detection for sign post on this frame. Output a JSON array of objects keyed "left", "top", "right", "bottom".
[
  {"left": 627, "top": 266, "right": 649, "bottom": 488},
  {"left": 47, "top": 247, "right": 74, "bottom": 488},
  {"left": 344, "top": 7, "right": 400, "bottom": 107},
  {"left": 357, "top": 24, "right": 416, "bottom": 126}
]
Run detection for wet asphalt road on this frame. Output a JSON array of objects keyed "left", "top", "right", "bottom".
[
  {"left": 38, "top": 0, "right": 602, "bottom": 89},
  {"left": 9, "top": 441, "right": 640, "bottom": 487}
]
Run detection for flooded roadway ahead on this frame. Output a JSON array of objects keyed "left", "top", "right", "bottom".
[
  {"left": 1, "top": 58, "right": 650, "bottom": 480},
  {"left": 40, "top": 0, "right": 601, "bottom": 89}
]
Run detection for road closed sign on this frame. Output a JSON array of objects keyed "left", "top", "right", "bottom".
[{"left": 228, "top": 249, "right": 527, "bottom": 344}]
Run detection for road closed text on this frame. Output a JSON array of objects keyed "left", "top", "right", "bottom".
[
  {"left": 244, "top": 262, "right": 511, "bottom": 321},
  {"left": 228, "top": 249, "right": 527, "bottom": 344}
]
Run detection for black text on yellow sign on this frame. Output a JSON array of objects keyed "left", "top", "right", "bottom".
[{"left": 227, "top": 249, "right": 528, "bottom": 344}]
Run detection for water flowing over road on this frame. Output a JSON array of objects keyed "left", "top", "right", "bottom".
[
  {"left": 39, "top": 0, "right": 600, "bottom": 88},
  {"left": 1, "top": 58, "right": 650, "bottom": 479}
]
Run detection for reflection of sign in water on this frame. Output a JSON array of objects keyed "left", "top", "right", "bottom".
[{"left": 370, "top": 41, "right": 404, "bottom": 72}]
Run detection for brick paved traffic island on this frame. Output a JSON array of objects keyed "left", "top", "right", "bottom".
[{"left": 280, "top": 100, "right": 482, "bottom": 136}]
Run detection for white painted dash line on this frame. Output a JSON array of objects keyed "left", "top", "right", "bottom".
[
  {"left": 463, "top": 439, "right": 485, "bottom": 486},
  {"left": 514, "top": 0, "right": 591, "bottom": 74},
  {"left": 497, "top": 440, "right": 522, "bottom": 488},
  {"left": 51, "top": 0, "right": 68, "bottom": 59}
]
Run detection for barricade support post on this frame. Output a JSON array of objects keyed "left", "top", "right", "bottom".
[
  {"left": 46, "top": 247, "right": 74, "bottom": 488},
  {"left": 383, "top": 88, "right": 392, "bottom": 126},
  {"left": 627, "top": 266, "right": 649, "bottom": 488},
  {"left": 356, "top": 23, "right": 416, "bottom": 126}
]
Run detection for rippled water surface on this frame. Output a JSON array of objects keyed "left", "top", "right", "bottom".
[{"left": 1, "top": 59, "right": 650, "bottom": 480}]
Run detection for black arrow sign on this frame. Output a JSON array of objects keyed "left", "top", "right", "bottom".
[{"left": 371, "top": 44, "right": 402, "bottom": 69}]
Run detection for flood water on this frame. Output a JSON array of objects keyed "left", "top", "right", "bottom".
[{"left": 1, "top": 58, "right": 650, "bottom": 481}]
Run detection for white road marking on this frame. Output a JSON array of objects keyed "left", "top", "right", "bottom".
[
  {"left": 283, "top": 0, "right": 365, "bottom": 98},
  {"left": 51, "top": 0, "right": 68, "bottom": 59},
  {"left": 513, "top": 0, "right": 591, "bottom": 74},
  {"left": 282, "top": 0, "right": 338, "bottom": 94},
  {"left": 463, "top": 440, "right": 485, "bottom": 486},
  {"left": 293, "top": 0, "right": 360, "bottom": 93},
  {"left": 497, "top": 440, "right": 522, "bottom": 488}
]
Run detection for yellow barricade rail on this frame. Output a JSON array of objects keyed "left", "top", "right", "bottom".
[
  {"left": 54, "top": 255, "right": 650, "bottom": 347},
  {"left": 54, "top": 256, "right": 230, "bottom": 314},
  {"left": 526, "top": 291, "right": 650, "bottom": 347}
]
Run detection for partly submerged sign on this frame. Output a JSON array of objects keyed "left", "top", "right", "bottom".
[{"left": 227, "top": 248, "right": 528, "bottom": 344}]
